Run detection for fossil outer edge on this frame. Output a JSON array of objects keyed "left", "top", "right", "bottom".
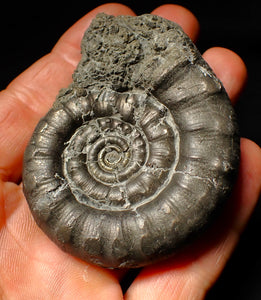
[{"left": 23, "top": 13, "right": 240, "bottom": 268}]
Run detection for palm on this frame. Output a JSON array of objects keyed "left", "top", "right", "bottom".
[{"left": 0, "top": 4, "right": 260, "bottom": 299}]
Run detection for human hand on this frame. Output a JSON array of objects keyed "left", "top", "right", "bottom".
[{"left": 0, "top": 3, "right": 260, "bottom": 299}]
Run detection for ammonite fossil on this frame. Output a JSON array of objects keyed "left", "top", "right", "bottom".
[{"left": 23, "top": 13, "right": 240, "bottom": 268}]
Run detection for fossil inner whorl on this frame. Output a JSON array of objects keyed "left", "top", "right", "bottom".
[{"left": 62, "top": 90, "right": 179, "bottom": 211}]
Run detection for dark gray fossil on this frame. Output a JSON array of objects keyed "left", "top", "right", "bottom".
[{"left": 23, "top": 13, "right": 240, "bottom": 268}]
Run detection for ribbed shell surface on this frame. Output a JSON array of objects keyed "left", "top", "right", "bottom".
[{"left": 23, "top": 13, "right": 240, "bottom": 268}]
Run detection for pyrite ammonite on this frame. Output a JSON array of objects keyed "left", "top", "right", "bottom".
[{"left": 23, "top": 13, "right": 240, "bottom": 268}]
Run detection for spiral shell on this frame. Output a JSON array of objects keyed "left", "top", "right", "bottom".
[{"left": 23, "top": 13, "right": 240, "bottom": 268}]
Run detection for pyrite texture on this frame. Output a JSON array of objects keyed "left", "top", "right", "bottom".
[{"left": 23, "top": 13, "right": 240, "bottom": 268}]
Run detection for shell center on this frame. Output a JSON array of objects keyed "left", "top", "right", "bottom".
[{"left": 98, "top": 145, "right": 128, "bottom": 172}]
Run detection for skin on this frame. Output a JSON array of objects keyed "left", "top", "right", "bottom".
[{"left": 0, "top": 3, "right": 260, "bottom": 299}]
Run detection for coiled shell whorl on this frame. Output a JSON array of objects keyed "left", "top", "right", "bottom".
[{"left": 23, "top": 13, "right": 240, "bottom": 268}]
